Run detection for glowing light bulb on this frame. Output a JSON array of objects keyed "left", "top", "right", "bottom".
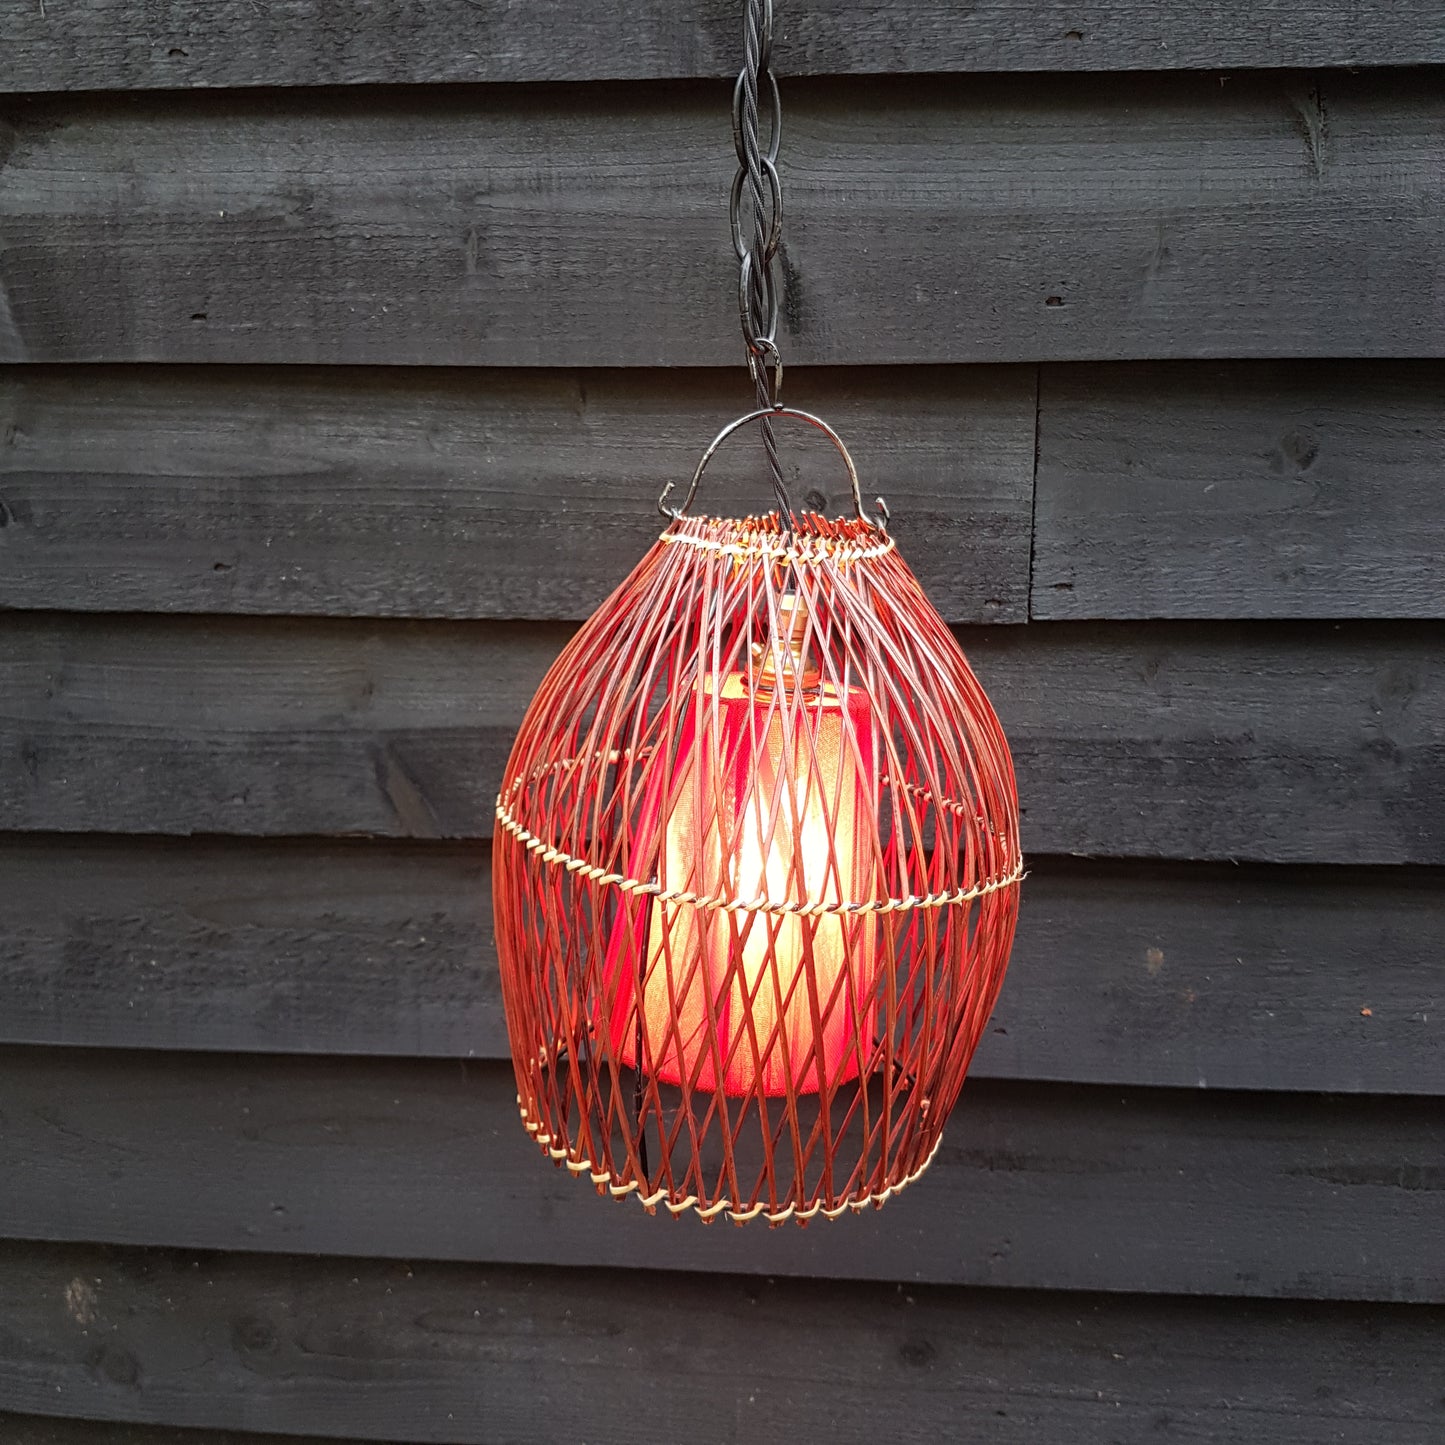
[{"left": 602, "top": 596, "right": 880, "bottom": 1096}]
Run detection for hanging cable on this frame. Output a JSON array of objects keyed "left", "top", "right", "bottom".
[{"left": 731, "top": 0, "right": 793, "bottom": 525}]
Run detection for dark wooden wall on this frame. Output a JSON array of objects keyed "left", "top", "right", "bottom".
[{"left": 2, "top": 4, "right": 1442, "bottom": 1441}]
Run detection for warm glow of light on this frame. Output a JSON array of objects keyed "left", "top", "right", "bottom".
[{"left": 603, "top": 669, "right": 879, "bottom": 1096}]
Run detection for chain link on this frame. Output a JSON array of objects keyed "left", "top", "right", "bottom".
[{"left": 729, "top": 0, "right": 792, "bottom": 523}]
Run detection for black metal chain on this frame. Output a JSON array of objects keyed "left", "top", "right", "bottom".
[{"left": 731, "top": 0, "right": 793, "bottom": 524}]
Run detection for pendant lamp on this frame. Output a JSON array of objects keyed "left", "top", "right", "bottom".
[{"left": 493, "top": 0, "right": 1022, "bottom": 1225}]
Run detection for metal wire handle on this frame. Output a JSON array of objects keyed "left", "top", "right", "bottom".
[{"left": 660, "top": 406, "right": 890, "bottom": 531}]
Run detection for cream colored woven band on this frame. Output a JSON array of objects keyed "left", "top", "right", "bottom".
[
  {"left": 659, "top": 528, "right": 897, "bottom": 566},
  {"left": 495, "top": 797, "right": 1024, "bottom": 918}
]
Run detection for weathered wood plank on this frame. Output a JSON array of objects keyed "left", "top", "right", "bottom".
[
  {"left": 0, "top": 837, "right": 497, "bottom": 1061},
  {"left": 968, "top": 621, "right": 1445, "bottom": 865},
  {"left": 994, "top": 859, "right": 1445, "bottom": 1093},
  {"left": 3, "top": 1246, "right": 1443, "bottom": 1445},
  {"left": 10, "top": 360, "right": 1445, "bottom": 625},
  {"left": 0, "top": 365, "right": 1034, "bottom": 623},
  {"left": 2, "top": 837, "right": 1439, "bottom": 1095},
  {"left": 6, "top": 0, "right": 1444, "bottom": 93},
  {"left": 2, "top": 74, "right": 1441, "bottom": 366},
  {"left": 2, "top": 615, "right": 1442, "bottom": 864},
  {"left": 0, "top": 1415, "right": 336, "bottom": 1445},
  {"left": 2, "top": 1048, "right": 1441, "bottom": 1301},
  {"left": 0, "top": 613, "right": 544, "bottom": 841},
  {"left": 1033, "top": 362, "right": 1445, "bottom": 620}
]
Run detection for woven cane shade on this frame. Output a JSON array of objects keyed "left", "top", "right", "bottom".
[{"left": 494, "top": 510, "right": 1022, "bottom": 1225}]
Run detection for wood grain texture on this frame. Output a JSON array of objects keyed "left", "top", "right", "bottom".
[
  {"left": 2, "top": 1048, "right": 1441, "bottom": 1301},
  {"left": 977, "top": 858, "right": 1445, "bottom": 1093},
  {"left": 964, "top": 621, "right": 1445, "bottom": 866},
  {"left": 0, "top": 837, "right": 498, "bottom": 1061},
  {"left": 2, "top": 73, "right": 1442, "bottom": 367},
  {"left": 1033, "top": 362, "right": 1445, "bottom": 620},
  {"left": 0, "top": 1415, "right": 337, "bottom": 1445},
  {"left": 8, "top": 360, "right": 1444, "bottom": 625},
  {"left": 1, "top": 837, "right": 1439, "bottom": 1096},
  {"left": 0, "top": 613, "right": 545, "bottom": 842},
  {"left": 0, "top": 364, "right": 1034, "bottom": 623},
  {"left": 3, "top": 614, "right": 1442, "bottom": 864},
  {"left": 4, "top": 1246, "right": 1444, "bottom": 1445},
  {"left": 6, "top": 0, "right": 1444, "bottom": 93}
]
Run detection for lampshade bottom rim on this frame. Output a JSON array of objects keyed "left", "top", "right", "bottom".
[{"left": 517, "top": 1099, "right": 943, "bottom": 1226}]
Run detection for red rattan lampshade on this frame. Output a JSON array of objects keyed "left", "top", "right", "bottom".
[{"left": 494, "top": 427, "right": 1022, "bottom": 1225}]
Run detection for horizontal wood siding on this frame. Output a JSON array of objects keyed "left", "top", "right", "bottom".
[
  {"left": 4, "top": 1047, "right": 1442, "bottom": 1301},
  {"left": 2, "top": 73, "right": 1442, "bottom": 367},
  {"left": 1033, "top": 362, "right": 1445, "bottom": 619},
  {"left": 2, "top": 837, "right": 1439, "bottom": 1095},
  {"left": 4, "top": 615, "right": 1442, "bottom": 863},
  {"left": 9, "top": 360, "right": 1445, "bottom": 623},
  {"left": 6, "top": 1244, "right": 1443, "bottom": 1445},
  {"left": 0, "top": 365, "right": 1035, "bottom": 623},
  {"left": 7, "top": 2, "right": 1445, "bottom": 92},
  {"left": 3, "top": 11, "right": 1440, "bottom": 1441},
  {"left": 2, "top": 1417, "right": 347, "bottom": 1445}
]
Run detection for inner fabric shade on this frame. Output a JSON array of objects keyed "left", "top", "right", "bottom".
[{"left": 601, "top": 669, "right": 879, "bottom": 1096}]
